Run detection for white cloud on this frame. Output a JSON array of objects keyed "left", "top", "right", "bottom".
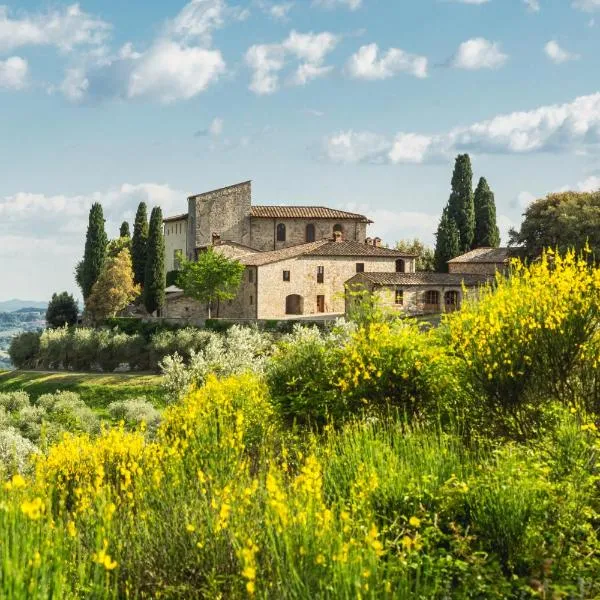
[
  {"left": 209, "top": 116, "right": 224, "bottom": 136},
  {"left": 451, "top": 38, "right": 508, "bottom": 70},
  {"left": 245, "top": 30, "right": 338, "bottom": 94},
  {"left": 259, "top": 2, "right": 295, "bottom": 20},
  {"left": 346, "top": 43, "right": 428, "bottom": 80},
  {"left": 59, "top": 68, "right": 89, "bottom": 101},
  {"left": 0, "top": 56, "right": 27, "bottom": 90},
  {"left": 312, "top": 0, "right": 362, "bottom": 10},
  {"left": 516, "top": 191, "right": 537, "bottom": 209},
  {"left": 0, "top": 3, "right": 110, "bottom": 53},
  {"left": 573, "top": 0, "right": 600, "bottom": 11},
  {"left": 322, "top": 92, "right": 600, "bottom": 164},
  {"left": 167, "top": 0, "right": 226, "bottom": 45},
  {"left": 524, "top": 0, "right": 540, "bottom": 11},
  {"left": 577, "top": 175, "right": 600, "bottom": 191},
  {"left": 544, "top": 40, "right": 579, "bottom": 64}
]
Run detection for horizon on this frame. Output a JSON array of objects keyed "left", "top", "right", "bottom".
[{"left": 1, "top": 0, "right": 599, "bottom": 301}]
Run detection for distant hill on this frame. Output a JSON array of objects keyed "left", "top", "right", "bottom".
[{"left": 0, "top": 299, "right": 47, "bottom": 312}]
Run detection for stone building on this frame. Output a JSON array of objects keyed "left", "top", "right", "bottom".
[{"left": 447, "top": 247, "right": 510, "bottom": 276}]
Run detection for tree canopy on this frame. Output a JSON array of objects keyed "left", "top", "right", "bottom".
[
  {"left": 143, "top": 207, "right": 166, "bottom": 315},
  {"left": 79, "top": 203, "right": 108, "bottom": 300},
  {"left": 395, "top": 239, "right": 435, "bottom": 272},
  {"left": 434, "top": 207, "right": 461, "bottom": 272},
  {"left": 447, "top": 154, "right": 475, "bottom": 252},
  {"left": 46, "top": 292, "right": 79, "bottom": 328},
  {"left": 509, "top": 191, "right": 600, "bottom": 261},
  {"left": 177, "top": 248, "right": 245, "bottom": 319},
  {"left": 474, "top": 177, "right": 501, "bottom": 248},
  {"left": 120, "top": 221, "right": 131, "bottom": 238},
  {"left": 132, "top": 203, "right": 149, "bottom": 287}
]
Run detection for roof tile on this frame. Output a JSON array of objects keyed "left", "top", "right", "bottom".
[{"left": 250, "top": 206, "right": 372, "bottom": 222}]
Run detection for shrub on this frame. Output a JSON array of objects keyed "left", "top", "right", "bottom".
[
  {"left": 0, "top": 427, "right": 39, "bottom": 474},
  {"left": 107, "top": 398, "right": 161, "bottom": 432},
  {"left": 8, "top": 331, "right": 40, "bottom": 368},
  {"left": 0, "top": 391, "right": 30, "bottom": 413}
]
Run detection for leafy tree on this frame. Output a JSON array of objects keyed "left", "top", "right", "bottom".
[
  {"left": 447, "top": 154, "right": 475, "bottom": 252},
  {"left": 177, "top": 248, "right": 245, "bottom": 319},
  {"left": 509, "top": 191, "right": 600, "bottom": 261},
  {"left": 474, "top": 177, "right": 501, "bottom": 248},
  {"left": 80, "top": 203, "right": 108, "bottom": 300},
  {"left": 395, "top": 239, "right": 435, "bottom": 272},
  {"left": 86, "top": 248, "right": 141, "bottom": 323},
  {"left": 120, "top": 221, "right": 131, "bottom": 238},
  {"left": 143, "top": 207, "right": 166, "bottom": 315},
  {"left": 131, "top": 203, "right": 149, "bottom": 286},
  {"left": 434, "top": 207, "right": 461, "bottom": 272},
  {"left": 46, "top": 292, "right": 79, "bottom": 328},
  {"left": 107, "top": 237, "right": 131, "bottom": 259}
]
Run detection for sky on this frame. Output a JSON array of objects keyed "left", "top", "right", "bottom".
[{"left": 0, "top": 0, "right": 599, "bottom": 301}]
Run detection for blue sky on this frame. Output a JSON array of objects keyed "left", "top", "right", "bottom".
[{"left": 1, "top": 0, "right": 599, "bottom": 301}]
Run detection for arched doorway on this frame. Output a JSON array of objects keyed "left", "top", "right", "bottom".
[
  {"left": 395, "top": 259, "right": 406, "bottom": 273},
  {"left": 444, "top": 290, "right": 460, "bottom": 312},
  {"left": 285, "top": 294, "right": 304, "bottom": 315}
]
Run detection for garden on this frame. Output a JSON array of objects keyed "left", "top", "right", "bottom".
[{"left": 0, "top": 249, "right": 599, "bottom": 598}]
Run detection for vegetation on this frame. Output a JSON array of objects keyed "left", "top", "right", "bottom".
[
  {"left": 433, "top": 207, "right": 460, "bottom": 272},
  {"left": 45, "top": 292, "right": 79, "bottom": 329},
  {"left": 509, "top": 190, "right": 600, "bottom": 261},
  {"left": 143, "top": 207, "right": 166, "bottom": 315},
  {"left": 177, "top": 248, "right": 245, "bottom": 319},
  {"left": 119, "top": 221, "right": 130, "bottom": 238},
  {"left": 131, "top": 202, "right": 149, "bottom": 287},
  {"left": 0, "top": 251, "right": 599, "bottom": 597},
  {"left": 394, "top": 239, "right": 434, "bottom": 271},
  {"left": 86, "top": 248, "right": 140, "bottom": 323},
  {"left": 447, "top": 153, "right": 475, "bottom": 252},
  {"left": 78, "top": 203, "right": 108, "bottom": 300},
  {"left": 473, "top": 177, "right": 500, "bottom": 248}
]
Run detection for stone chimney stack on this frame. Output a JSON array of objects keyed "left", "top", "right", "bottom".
[
  {"left": 373, "top": 237, "right": 382, "bottom": 248},
  {"left": 365, "top": 237, "right": 373, "bottom": 246}
]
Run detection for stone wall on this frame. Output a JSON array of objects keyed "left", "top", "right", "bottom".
[
  {"left": 187, "top": 181, "right": 252, "bottom": 256},
  {"left": 255, "top": 255, "right": 399, "bottom": 319},
  {"left": 448, "top": 262, "right": 505, "bottom": 276},
  {"left": 249, "top": 219, "right": 368, "bottom": 251},
  {"left": 164, "top": 219, "right": 187, "bottom": 272}
]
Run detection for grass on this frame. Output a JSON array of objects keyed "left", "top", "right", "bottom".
[{"left": 0, "top": 370, "right": 164, "bottom": 412}]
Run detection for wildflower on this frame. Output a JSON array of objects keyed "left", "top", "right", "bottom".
[
  {"left": 186, "top": 524, "right": 196, "bottom": 533},
  {"left": 21, "top": 497, "right": 44, "bottom": 520},
  {"left": 67, "top": 520, "right": 77, "bottom": 538},
  {"left": 5, "top": 474, "right": 26, "bottom": 491},
  {"left": 93, "top": 540, "right": 118, "bottom": 571},
  {"left": 409, "top": 516, "right": 421, "bottom": 528}
]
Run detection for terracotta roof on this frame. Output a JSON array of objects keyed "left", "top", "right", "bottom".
[
  {"left": 240, "top": 241, "right": 330, "bottom": 266},
  {"left": 250, "top": 206, "right": 372, "bottom": 222},
  {"left": 447, "top": 247, "right": 510, "bottom": 264},
  {"left": 347, "top": 272, "right": 491, "bottom": 287},
  {"left": 163, "top": 213, "right": 188, "bottom": 223},
  {"left": 306, "top": 240, "right": 417, "bottom": 258}
]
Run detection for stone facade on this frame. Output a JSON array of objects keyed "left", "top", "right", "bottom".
[
  {"left": 447, "top": 247, "right": 510, "bottom": 276},
  {"left": 164, "top": 217, "right": 187, "bottom": 272}
]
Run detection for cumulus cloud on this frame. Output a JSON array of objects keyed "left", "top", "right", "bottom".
[
  {"left": 322, "top": 92, "right": 600, "bottom": 164},
  {"left": 258, "top": 1, "right": 295, "bottom": 20},
  {"left": 0, "top": 56, "right": 28, "bottom": 90},
  {"left": 245, "top": 30, "right": 338, "bottom": 94},
  {"left": 577, "top": 175, "right": 600, "bottom": 191},
  {"left": 572, "top": 0, "right": 600, "bottom": 11},
  {"left": 451, "top": 38, "right": 508, "bottom": 70},
  {"left": 346, "top": 43, "right": 428, "bottom": 80},
  {"left": 312, "top": 0, "right": 362, "bottom": 10},
  {"left": 524, "top": 0, "right": 541, "bottom": 11},
  {"left": 544, "top": 40, "right": 579, "bottom": 64},
  {"left": 195, "top": 116, "right": 224, "bottom": 137},
  {"left": 0, "top": 3, "right": 110, "bottom": 53}
]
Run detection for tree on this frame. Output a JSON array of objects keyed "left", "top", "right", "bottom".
[
  {"left": 80, "top": 203, "right": 108, "bottom": 300},
  {"left": 86, "top": 248, "right": 140, "bottom": 323},
  {"left": 46, "top": 292, "right": 79, "bottom": 328},
  {"left": 177, "top": 248, "right": 245, "bottom": 319},
  {"left": 447, "top": 154, "right": 475, "bottom": 252},
  {"left": 509, "top": 191, "right": 600, "bottom": 261},
  {"left": 131, "top": 203, "right": 149, "bottom": 286},
  {"left": 107, "top": 237, "right": 131, "bottom": 259},
  {"left": 434, "top": 207, "right": 461, "bottom": 272},
  {"left": 143, "top": 207, "right": 166, "bottom": 315},
  {"left": 120, "top": 221, "right": 131, "bottom": 238},
  {"left": 395, "top": 239, "right": 435, "bottom": 272},
  {"left": 474, "top": 177, "right": 501, "bottom": 248}
]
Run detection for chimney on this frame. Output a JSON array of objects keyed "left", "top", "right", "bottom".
[
  {"left": 333, "top": 231, "right": 343, "bottom": 243},
  {"left": 373, "top": 237, "right": 382, "bottom": 248},
  {"left": 365, "top": 237, "right": 373, "bottom": 246}
]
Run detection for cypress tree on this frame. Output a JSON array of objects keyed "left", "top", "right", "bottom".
[
  {"left": 143, "top": 207, "right": 166, "bottom": 315},
  {"left": 131, "top": 203, "right": 149, "bottom": 286},
  {"left": 474, "top": 177, "right": 501, "bottom": 248},
  {"left": 434, "top": 207, "right": 461, "bottom": 273},
  {"left": 447, "top": 154, "right": 475, "bottom": 252},
  {"left": 120, "top": 221, "right": 131, "bottom": 238},
  {"left": 80, "top": 203, "right": 108, "bottom": 300}
]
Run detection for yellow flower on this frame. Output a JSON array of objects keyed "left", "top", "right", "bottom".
[
  {"left": 5, "top": 474, "right": 26, "bottom": 491},
  {"left": 21, "top": 497, "right": 44, "bottom": 520},
  {"left": 67, "top": 520, "right": 77, "bottom": 538},
  {"left": 409, "top": 516, "right": 421, "bottom": 528},
  {"left": 186, "top": 524, "right": 196, "bottom": 533}
]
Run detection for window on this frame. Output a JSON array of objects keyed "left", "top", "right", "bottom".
[
  {"left": 395, "top": 259, "right": 406, "bottom": 273},
  {"left": 248, "top": 269, "right": 254, "bottom": 283},
  {"left": 317, "top": 295, "right": 325, "bottom": 313},
  {"left": 306, "top": 224, "right": 316, "bottom": 242},
  {"left": 424, "top": 290, "right": 440, "bottom": 306},
  {"left": 249, "top": 295, "right": 253, "bottom": 305},
  {"left": 356, "top": 263, "right": 365, "bottom": 273},
  {"left": 333, "top": 224, "right": 343, "bottom": 236},
  {"left": 395, "top": 289, "right": 404, "bottom": 305},
  {"left": 277, "top": 223, "right": 286, "bottom": 242},
  {"left": 283, "top": 270, "right": 291, "bottom": 282},
  {"left": 317, "top": 266, "right": 325, "bottom": 283}
]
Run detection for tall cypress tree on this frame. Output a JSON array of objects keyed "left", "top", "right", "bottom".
[
  {"left": 120, "top": 221, "right": 131, "bottom": 238},
  {"left": 447, "top": 154, "right": 475, "bottom": 252},
  {"left": 144, "top": 207, "right": 166, "bottom": 315},
  {"left": 434, "top": 207, "right": 461, "bottom": 273},
  {"left": 474, "top": 177, "right": 501, "bottom": 248},
  {"left": 80, "top": 203, "right": 108, "bottom": 300},
  {"left": 131, "top": 203, "right": 149, "bottom": 286}
]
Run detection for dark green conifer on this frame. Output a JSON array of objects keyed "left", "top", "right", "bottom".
[
  {"left": 143, "top": 207, "right": 166, "bottom": 315},
  {"left": 447, "top": 154, "right": 475, "bottom": 252},
  {"left": 80, "top": 203, "right": 108, "bottom": 300},
  {"left": 120, "top": 221, "right": 131, "bottom": 238},
  {"left": 434, "top": 206, "right": 461, "bottom": 272},
  {"left": 131, "top": 203, "right": 149, "bottom": 286},
  {"left": 474, "top": 177, "right": 501, "bottom": 248}
]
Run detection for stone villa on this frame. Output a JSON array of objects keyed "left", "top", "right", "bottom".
[{"left": 162, "top": 180, "right": 505, "bottom": 321}]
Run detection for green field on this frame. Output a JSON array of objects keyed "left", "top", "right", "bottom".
[{"left": 0, "top": 370, "right": 164, "bottom": 411}]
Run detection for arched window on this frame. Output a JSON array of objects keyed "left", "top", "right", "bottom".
[
  {"left": 277, "top": 223, "right": 286, "bottom": 242},
  {"left": 306, "top": 223, "right": 316, "bottom": 242},
  {"left": 444, "top": 291, "right": 460, "bottom": 312},
  {"left": 333, "top": 224, "right": 343, "bottom": 237},
  {"left": 395, "top": 259, "right": 406, "bottom": 273},
  {"left": 286, "top": 294, "right": 304, "bottom": 315}
]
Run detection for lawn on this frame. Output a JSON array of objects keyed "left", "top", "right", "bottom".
[{"left": 0, "top": 370, "right": 164, "bottom": 412}]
